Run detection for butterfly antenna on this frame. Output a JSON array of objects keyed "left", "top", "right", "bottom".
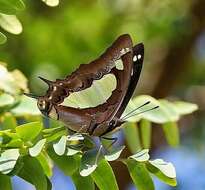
[
  {"left": 121, "top": 101, "right": 150, "bottom": 120},
  {"left": 122, "top": 106, "right": 159, "bottom": 121}
]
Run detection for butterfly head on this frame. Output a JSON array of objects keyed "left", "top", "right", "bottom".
[
  {"left": 23, "top": 92, "right": 53, "bottom": 117},
  {"left": 37, "top": 97, "right": 52, "bottom": 116}
]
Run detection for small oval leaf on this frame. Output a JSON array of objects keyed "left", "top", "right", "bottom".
[
  {"left": 29, "top": 139, "right": 46, "bottom": 157},
  {"left": 130, "top": 149, "right": 150, "bottom": 162},
  {"left": 80, "top": 148, "right": 102, "bottom": 177},
  {"left": 67, "top": 134, "right": 84, "bottom": 141},
  {"left": 0, "top": 14, "right": 22, "bottom": 34},
  {"left": 0, "top": 149, "right": 19, "bottom": 174},
  {"left": 53, "top": 135, "right": 67, "bottom": 156},
  {"left": 91, "top": 159, "right": 119, "bottom": 190},
  {"left": 149, "top": 159, "right": 176, "bottom": 178},
  {"left": 104, "top": 146, "right": 125, "bottom": 161},
  {"left": 125, "top": 159, "right": 154, "bottom": 190}
]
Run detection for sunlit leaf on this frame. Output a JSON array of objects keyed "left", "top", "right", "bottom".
[
  {"left": 29, "top": 139, "right": 46, "bottom": 157},
  {"left": 146, "top": 160, "right": 177, "bottom": 186},
  {"left": 67, "top": 134, "right": 84, "bottom": 141},
  {"left": 48, "top": 148, "right": 79, "bottom": 176},
  {"left": 126, "top": 159, "right": 154, "bottom": 190},
  {"left": 0, "top": 64, "right": 17, "bottom": 94},
  {"left": 149, "top": 159, "right": 176, "bottom": 178},
  {"left": 11, "top": 69, "right": 28, "bottom": 92},
  {"left": 123, "top": 122, "right": 141, "bottom": 153},
  {"left": 0, "top": 14, "right": 22, "bottom": 34},
  {"left": 1, "top": 112, "right": 17, "bottom": 130},
  {"left": 80, "top": 148, "right": 102, "bottom": 177},
  {"left": 173, "top": 101, "right": 198, "bottom": 115},
  {"left": 0, "top": 93, "right": 15, "bottom": 107},
  {"left": 53, "top": 135, "right": 67, "bottom": 156},
  {"left": 104, "top": 146, "right": 125, "bottom": 161},
  {"left": 42, "top": 0, "right": 60, "bottom": 7},
  {"left": 0, "top": 173, "right": 12, "bottom": 190},
  {"left": 140, "top": 119, "right": 152, "bottom": 149},
  {"left": 66, "top": 146, "right": 81, "bottom": 156},
  {"left": 18, "top": 156, "right": 50, "bottom": 190},
  {"left": 162, "top": 122, "right": 179, "bottom": 147},
  {"left": 16, "top": 122, "right": 43, "bottom": 142},
  {"left": 91, "top": 159, "right": 119, "bottom": 190},
  {"left": 0, "top": 149, "right": 19, "bottom": 174},
  {"left": 124, "top": 95, "right": 180, "bottom": 123},
  {"left": 130, "top": 149, "right": 150, "bottom": 162},
  {"left": 11, "top": 96, "right": 40, "bottom": 116},
  {"left": 0, "top": 31, "right": 6, "bottom": 44},
  {"left": 72, "top": 171, "right": 95, "bottom": 190},
  {"left": 0, "top": 0, "right": 25, "bottom": 15},
  {"left": 37, "top": 152, "right": 53, "bottom": 177}
]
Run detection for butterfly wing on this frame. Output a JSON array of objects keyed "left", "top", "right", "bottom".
[
  {"left": 114, "top": 43, "right": 144, "bottom": 119},
  {"left": 51, "top": 35, "right": 134, "bottom": 133}
]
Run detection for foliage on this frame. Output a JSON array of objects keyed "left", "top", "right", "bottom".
[
  {"left": 0, "top": 64, "right": 198, "bottom": 190},
  {"left": 0, "top": 0, "right": 60, "bottom": 44},
  {"left": 0, "top": 1, "right": 199, "bottom": 189}
]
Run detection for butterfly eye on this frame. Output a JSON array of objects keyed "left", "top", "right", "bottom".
[
  {"left": 109, "top": 120, "right": 115, "bottom": 126},
  {"left": 37, "top": 100, "right": 46, "bottom": 110}
]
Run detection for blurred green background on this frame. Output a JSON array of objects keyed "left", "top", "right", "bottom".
[{"left": 0, "top": 0, "right": 205, "bottom": 189}]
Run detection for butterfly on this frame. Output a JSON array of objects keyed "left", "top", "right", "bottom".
[{"left": 24, "top": 34, "right": 149, "bottom": 139}]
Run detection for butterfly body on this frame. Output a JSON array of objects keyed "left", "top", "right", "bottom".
[{"left": 25, "top": 34, "right": 144, "bottom": 137}]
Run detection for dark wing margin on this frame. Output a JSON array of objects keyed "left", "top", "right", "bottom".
[{"left": 114, "top": 43, "right": 144, "bottom": 118}]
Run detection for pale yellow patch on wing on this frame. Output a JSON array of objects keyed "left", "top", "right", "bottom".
[
  {"left": 115, "top": 59, "right": 124, "bottom": 70},
  {"left": 60, "top": 74, "right": 117, "bottom": 108}
]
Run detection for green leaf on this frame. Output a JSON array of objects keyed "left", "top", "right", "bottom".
[
  {"left": 0, "top": 173, "right": 12, "bottom": 190},
  {"left": 162, "top": 122, "right": 179, "bottom": 147},
  {"left": 126, "top": 159, "right": 154, "bottom": 190},
  {"left": 149, "top": 159, "right": 176, "bottom": 178},
  {"left": 0, "top": 149, "right": 19, "bottom": 174},
  {"left": 48, "top": 148, "right": 79, "bottom": 176},
  {"left": 0, "top": 31, "right": 6, "bottom": 44},
  {"left": 123, "top": 122, "right": 141, "bottom": 153},
  {"left": 67, "top": 134, "right": 84, "bottom": 141},
  {"left": 80, "top": 148, "right": 99, "bottom": 177},
  {"left": 130, "top": 149, "right": 150, "bottom": 162},
  {"left": 53, "top": 135, "right": 67, "bottom": 156},
  {"left": 91, "top": 159, "right": 119, "bottom": 190},
  {"left": 0, "top": 0, "right": 25, "bottom": 15},
  {"left": 0, "top": 65, "right": 21, "bottom": 94},
  {"left": 124, "top": 95, "right": 180, "bottom": 123},
  {"left": 72, "top": 171, "right": 95, "bottom": 190},
  {"left": 66, "top": 146, "right": 81, "bottom": 156},
  {"left": 42, "top": 0, "right": 60, "bottom": 7},
  {"left": 18, "top": 156, "right": 50, "bottom": 190},
  {"left": 0, "top": 93, "right": 15, "bottom": 107},
  {"left": 37, "top": 152, "right": 53, "bottom": 177},
  {"left": 29, "top": 139, "right": 46, "bottom": 157},
  {"left": 16, "top": 122, "right": 43, "bottom": 142},
  {"left": 104, "top": 146, "right": 125, "bottom": 161},
  {"left": 146, "top": 160, "right": 177, "bottom": 186},
  {"left": 11, "top": 96, "right": 40, "bottom": 116},
  {"left": 11, "top": 69, "right": 28, "bottom": 92},
  {"left": 1, "top": 112, "right": 17, "bottom": 130},
  {"left": 0, "top": 14, "right": 22, "bottom": 34},
  {"left": 173, "top": 101, "right": 198, "bottom": 115},
  {"left": 140, "top": 119, "right": 152, "bottom": 149}
]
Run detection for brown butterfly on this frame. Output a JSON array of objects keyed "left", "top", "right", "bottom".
[{"left": 25, "top": 34, "right": 146, "bottom": 138}]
